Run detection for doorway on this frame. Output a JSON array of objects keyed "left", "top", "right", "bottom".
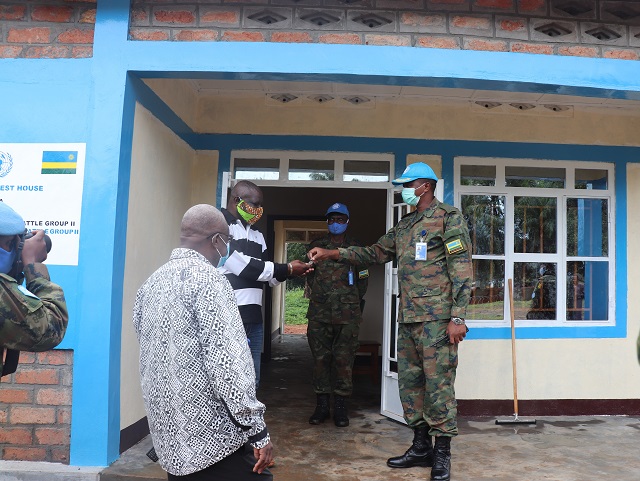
[
  {"left": 227, "top": 151, "right": 394, "bottom": 417},
  {"left": 261, "top": 186, "right": 388, "bottom": 350}
]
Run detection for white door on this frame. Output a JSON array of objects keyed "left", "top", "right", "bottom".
[
  {"left": 380, "top": 182, "right": 444, "bottom": 422},
  {"left": 220, "top": 171, "right": 234, "bottom": 208}
]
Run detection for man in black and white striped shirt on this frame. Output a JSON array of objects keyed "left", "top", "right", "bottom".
[{"left": 220, "top": 181, "right": 311, "bottom": 387}]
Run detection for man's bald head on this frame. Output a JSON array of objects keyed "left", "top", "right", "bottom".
[
  {"left": 180, "top": 204, "right": 229, "bottom": 264},
  {"left": 181, "top": 204, "right": 227, "bottom": 238}
]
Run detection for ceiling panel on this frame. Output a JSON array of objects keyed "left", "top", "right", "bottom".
[{"left": 148, "top": 78, "right": 640, "bottom": 112}]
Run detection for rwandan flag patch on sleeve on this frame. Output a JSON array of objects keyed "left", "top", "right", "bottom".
[
  {"left": 445, "top": 238, "right": 465, "bottom": 255},
  {"left": 358, "top": 269, "right": 369, "bottom": 279}
]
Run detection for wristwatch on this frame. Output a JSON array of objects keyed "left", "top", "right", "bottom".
[{"left": 451, "top": 317, "right": 466, "bottom": 325}]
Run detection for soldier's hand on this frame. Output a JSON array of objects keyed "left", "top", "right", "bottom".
[
  {"left": 447, "top": 322, "right": 467, "bottom": 345},
  {"left": 290, "top": 259, "right": 313, "bottom": 277},
  {"left": 22, "top": 230, "right": 48, "bottom": 265},
  {"left": 253, "top": 441, "right": 274, "bottom": 474},
  {"left": 308, "top": 247, "right": 339, "bottom": 262}
]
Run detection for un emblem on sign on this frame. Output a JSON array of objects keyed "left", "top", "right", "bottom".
[{"left": 0, "top": 151, "right": 13, "bottom": 178}]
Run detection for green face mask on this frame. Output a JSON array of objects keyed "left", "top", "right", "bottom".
[{"left": 236, "top": 200, "right": 263, "bottom": 225}]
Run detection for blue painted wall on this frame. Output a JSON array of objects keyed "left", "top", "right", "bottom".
[
  {"left": 1, "top": 0, "right": 640, "bottom": 467},
  {"left": 0, "top": 60, "right": 93, "bottom": 349}
]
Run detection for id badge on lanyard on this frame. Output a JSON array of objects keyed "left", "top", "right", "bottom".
[{"left": 415, "top": 229, "right": 427, "bottom": 261}]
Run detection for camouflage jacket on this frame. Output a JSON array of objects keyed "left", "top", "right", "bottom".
[
  {"left": 0, "top": 263, "right": 68, "bottom": 377},
  {"left": 339, "top": 198, "right": 472, "bottom": 323},
  {"left": 306, "top": 234, "right": 369, "bottom": 325}
]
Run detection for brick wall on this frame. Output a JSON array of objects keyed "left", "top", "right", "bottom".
[
  {"left": 0, "top": 350, "right": 73, "bottom": 463},
  {"left": 0, "top": 1, "right": 96, "bottom": 59},
  {"left": 129, "top": 0, "right": 640, "bottom": 60}
]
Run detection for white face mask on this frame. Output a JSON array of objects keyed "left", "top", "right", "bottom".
[{"left": 401, "top": 183, "right": 426, "bottom": 206}]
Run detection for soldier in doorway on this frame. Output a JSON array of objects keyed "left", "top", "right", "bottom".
[
  {"left": 305, "top": 203, "right": 369, "bottom": 427},
  {"left": 308, "top": 163, "right": 473, "bottom": 481}
]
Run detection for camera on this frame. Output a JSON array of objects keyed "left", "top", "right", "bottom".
[
  {"left": 24, "top": 230, "right": 52, "bottom": 253},
  {"left": 9, "top": 230, "right": 53, "bottom": 284}
]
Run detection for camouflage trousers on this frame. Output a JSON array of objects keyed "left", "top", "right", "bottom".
[
  {"left": 397, "top": 320, "right": 458, "bottom": 437},
  {"left": 307, "top": 320, "right": 360, "bottom": 397}
]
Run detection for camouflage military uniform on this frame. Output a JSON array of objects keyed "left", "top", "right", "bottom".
[
  {"left": 338, "top": 198, "right": 472, "bottom": 437},
  {"left": 306, "top": 235, "right": 368, "bottom": 397},
  {"left": 0, "top": 263, "right": 68, "bottom": 378}
]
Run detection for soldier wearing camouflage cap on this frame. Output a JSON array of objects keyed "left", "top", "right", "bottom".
[
  {"left": 306, "top": 203, "right": 368, "bottom": 428},
  {"left": 0, "top": 202, "right": 68, "bottom": 379},
  {"left": 308, "top": 164, "right": 472, "bottom": 481}
]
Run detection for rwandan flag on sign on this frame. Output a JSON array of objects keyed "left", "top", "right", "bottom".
[{"left": 41, "top": 151, "right": 78, "bottom": 174}]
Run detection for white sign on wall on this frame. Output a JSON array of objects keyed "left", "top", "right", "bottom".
[{"left": 0, "top": 143, "right": 86, "bottom": 266}]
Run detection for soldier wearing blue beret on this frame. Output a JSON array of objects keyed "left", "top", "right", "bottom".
[
  {"left": 305, "top": 203, "right": 368, "bottom": 428},
  {"left": 0, "top": 202, "right": 68, "bottom": 378},
  {"left": 309, "top": 164, "right": 473, "bottom": 481}
]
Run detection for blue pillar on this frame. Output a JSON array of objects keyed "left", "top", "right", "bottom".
[{"left": 70, "top": 0, "right": 132, "bottom": 465}]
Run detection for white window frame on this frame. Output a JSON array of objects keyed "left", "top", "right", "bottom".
[
  {"left": 455, "top": 157, "right": 615, "bottom": 328},
  {"left": 230, "top": 150, "right": 394, "bottom": 189}
]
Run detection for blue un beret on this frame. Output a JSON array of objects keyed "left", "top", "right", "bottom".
[
  {"left": 0, "top": 202, "right": 25, "bottom": 236},
  {"left": 392, "top": 163, "right": 439, "bottom": 185},
  {"left": 326, "top": 203, "right": 349, "bottom": 218}
]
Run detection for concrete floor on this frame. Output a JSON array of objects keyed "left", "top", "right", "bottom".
[{"left": 100, "top": 334, "right": 640, "bottom": 481}]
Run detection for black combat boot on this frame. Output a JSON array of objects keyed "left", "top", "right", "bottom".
[
  {"left": 308, "top": 394, "right": 330, "bottom": 425},
  {"left": 430, "top": 436, "right": 451, "bottom": 481},
  {"left": 387, "top": 426, "right": 434, "bottom": 468},
  {"left": 333, "top": 395, "right": 349, "bottom": 427}
]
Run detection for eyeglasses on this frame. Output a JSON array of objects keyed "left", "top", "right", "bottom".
[
  {"left": 209, "top": 232, "right": 233, "bottom": 243},
  {"left": 327, "top": 217, "right": 348, "bottom": 225}
]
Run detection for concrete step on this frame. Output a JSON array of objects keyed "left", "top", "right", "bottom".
[
  {"left": 98, "top": 436, "right": 164, "bottom": 481},
  {"left": 0, "top": 461, "right": 101, "bottom": 481}
]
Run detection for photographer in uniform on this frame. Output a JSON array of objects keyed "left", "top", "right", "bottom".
[{"left": 0, "top": 201, "right": 68, "bottom": 379}]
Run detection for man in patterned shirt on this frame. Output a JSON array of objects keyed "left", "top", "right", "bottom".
[{"left": 133, "top": 204, "right": 273, "bottom": 480}]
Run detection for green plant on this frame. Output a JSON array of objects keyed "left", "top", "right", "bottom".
[
  {"left": 285, "top": 288, "right": 309, "bottom": 325},
  {"left": 286, "top": 242, "right": 308, "bottom": 290}
]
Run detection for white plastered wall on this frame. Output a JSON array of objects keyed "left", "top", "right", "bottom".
[
  {"left": 120, "top": 103, "right": 218, "bottom": 430},
  {"left": 144, "top": 79, "right": 198, "bottom": 130}
]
